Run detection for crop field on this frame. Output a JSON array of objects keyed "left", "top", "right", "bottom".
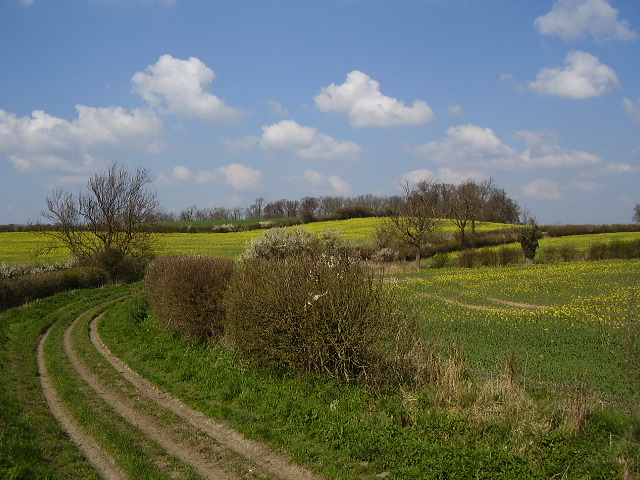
[
  {"left": 2, "top": 221, "right": 639, "bottom": 478},
  {"left": 396, "top": 259, "right": 640, "bottom": 403},
  {"left": 0, "top": 218, "right": 515, "bottom": 265}
]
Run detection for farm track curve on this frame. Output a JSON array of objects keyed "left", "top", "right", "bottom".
[{"left": 38, "top": 296, "right": 325, "bottom": 480}]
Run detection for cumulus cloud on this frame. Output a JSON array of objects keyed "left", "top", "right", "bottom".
[
  {"left": 407, "top": 124, "right": 603, "bottom": 171},
  {"left": 216, "top": 163, "right": 264, "bottom": 191},
  {"left": 314, "top": 70, "right": 435, "bottom": 127},
  {"left": 401, "top": 167, "right": 487, "bottom": 186},
  {"left": 0, "top": 106, "right": 163, "bottom": 173},
  {"left": 260, "top": 119, "right": 362, "bottom": 162},
  {"left": 409, "top": 124, "right": 517, "bottom": 168},
  {"left": 131, "top": 54, "right": 244, "bottom": 123},
  {"left": 157, "top": 163, "right": 264, "bottom": 192},
  {"left": 516, "top": 130, "right": 602, "bottom": 167},
  {"left": 534, "top": 0, "right": 637, "bottom": 42},
  {"left": 289, "top": 170, "right": 352, "bottom": 195},
  {"left": 528, "top": 50, "right": 619, "bottom": 99}
]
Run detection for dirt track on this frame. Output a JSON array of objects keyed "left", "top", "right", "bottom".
[{"left": 38, "top": 301, "right": 324, "bottom": 480}]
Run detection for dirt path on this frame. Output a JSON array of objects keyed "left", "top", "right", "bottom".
[
  {"left": 37, "top": 327, "right": 126, "bottom": 480},
  {"left": 424, "top": 293, "right": 545, "bottom": 312},
  {"left": 89, "top": 315, "right": 324, "bottom": 480},
  {"left": 39, "top": 301, "right": 325, "bottom": 480}
]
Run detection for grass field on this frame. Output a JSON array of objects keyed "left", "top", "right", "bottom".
[
  {"left": 2, "top": 220, "right": 639, "bottom": 478},
  {"left": 396, "top": 260, "right": 640, "bottom": 403}
]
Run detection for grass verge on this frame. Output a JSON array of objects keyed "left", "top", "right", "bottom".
[{"left": 100, "top": 294, "right": 639, "bottom": 479}]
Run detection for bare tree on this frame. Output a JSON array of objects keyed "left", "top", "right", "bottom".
[
  {"left": 42, "top": 161, "right": 158, "bottom": 280},
  {"left": 634, "top": 204, "right": 640, "bottom": 223},
  {"left": 382, "top": 180, "right": 442, "bottom": 268},
  {"left": 443, "top": 178, "right": 494, "bottom": 246}
]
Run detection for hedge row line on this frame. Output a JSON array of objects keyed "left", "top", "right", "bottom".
[{"left": 0, "top": 267, "right": 109, "bottom": 312}]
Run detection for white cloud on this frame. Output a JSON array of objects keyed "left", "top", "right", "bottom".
[
  {"left": 157, "top": 163, "right": 264, "bottom": 192},
  {"left": 0, "top": 106, "right": 163, "bottom": 173},
  {"left": 581, "top": 162, "right": 640, "bottom": 177},
  {"left": 522, "top": 179, "right": 563, "bottom": 201},
  {"left": 528, "top": 50, "right": 619, "bottom": 99},
  {"left": 216, "top": 163, "right": 264, "bottom": 191},
  {"left": 408, "top": 124, "right": 602, "bottom": 172},
  {"left": 409, "top": 124, "right": 517, "bottom": 168},
  {"left": 534, "top": 0, "right": 637, "bottom": 42},
  {"left": 401, "top": 169, "right": 436, "bottom": 184},
  {"left": 314, "top": 70, "right": 435, "bottom": 127},
  {"left": 131, "top": 54, "right": 244, "bottom": 123},
  {"left": 265, "top": 100, "right": 289, "bottom": 116},
  {"left": 289, "top": 170, "right": 352, "bottom": 195},
  {"left": 516, "top": 130, "right": 602, "bottom": 167},
  {"left": 400, "top": 167, "right": 488, "bottom": 186},
  {"left": 260, "top": 119, "right": 362, "bottom": 162},
  {"left": 623, "top": 97, "right": 640, "bottom": 123}
]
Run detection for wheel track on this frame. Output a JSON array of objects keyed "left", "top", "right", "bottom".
[
  {"left": 89, "top": 314, "right": 322, "bottom": 480},
  {"left": 39, "top": 295, "right": 325, "bottom": 480}
]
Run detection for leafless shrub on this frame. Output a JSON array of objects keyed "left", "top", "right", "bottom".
[
  {"left": 145, "top": 255, "right": 234, "bottom": 343},
  {"left": 223, "top": 254, "right": 429, "bottom": 385}
]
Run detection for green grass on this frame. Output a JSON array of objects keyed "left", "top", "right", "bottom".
[
  {"left": 0, "top": 286, "right": 131, "bottom": 479},
  {"left": 2, "top": 258, "right": 639, "bottom": 479},
  {"left": 98, "top": 278, "right": 639, "bottom": 479},
  {"left": 396, "top": 260, "right": 640, "bottom": 403}
]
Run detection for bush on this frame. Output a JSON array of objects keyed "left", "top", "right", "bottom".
[
  {"left": 243, "top": 227, "right": 353, "bottom": 260},
  {"left": 477, "top": 249, "right": 498, "bottom": 267},
  {"left": 587, "top": 239, "right": 640, "bottom": 261},
  {"left": 0, "top": 266, "right": 108, "bottom": 311},
  {"left": 145, "top": 255, "right": 234, "bottom": 343},
  {"left": 224, "top": 254, "right": 428, "bottom": 385},
  {"left": 498, "top": 246, "right": 521, "bottom": 265},
  {"left": 458, "top": 250, "right": 477, "bottom": 268},
  {"left": 429, "top": 253, "right": 450, "bottom": 268}
]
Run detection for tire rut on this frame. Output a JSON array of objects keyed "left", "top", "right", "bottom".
[
  {"left": 40, "top": 298, "right": 324, "bottom": 480},
  {"left": 90, "top": 313, "right": 324, "bottom": 480},
  {"left": 38, "top": 322, "right": 126, "bottom": 480}
]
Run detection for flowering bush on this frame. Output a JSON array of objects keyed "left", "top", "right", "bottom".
[{"left": 224, "top": 254, "right": 428, "bottom": 385}]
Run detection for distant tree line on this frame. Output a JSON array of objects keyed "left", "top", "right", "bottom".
[{"left": 152, "top": 180, "right": 521, "bottom": 227}]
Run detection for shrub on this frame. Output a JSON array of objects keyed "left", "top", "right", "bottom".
[
  {"left": 211, "top": 223, "right": 240, "bottom": 233},
  {"left": 0, "top": 267, "right": 108, "bottom": 311},
  {"left": 429, "top": 253, "right": 450, "bottom": 268},
  {"left": 498, "top": 246, "right": 521, "bottom": 265},
  {"left": 587, "top": 242, "right": 609, "bottom": 260},
  {"left": 145, "top": 255, "right": 234, "bottom": 343},
  {"left": 477, "top": 249, "right": 498, "bottom": 267},
  {"left": 458, "top": 250, "right": 477, "bottom": 268},
  {"left": 520, "top": 224, "right": 540, "bottom": 263},
  {"left": 243, "top": 227, "right": 353, "bottom": 260},
  {"left": 224, "top": 254, "right": 428, "bottom": 385}
]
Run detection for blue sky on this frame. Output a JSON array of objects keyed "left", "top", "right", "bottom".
[{"left": 1, "top": 0, "right": 638, "bottom": 225}]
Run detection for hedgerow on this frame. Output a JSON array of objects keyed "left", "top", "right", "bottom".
[
  {"left": 0, "top": 266, "right": 109, "bottom": 311},
  {"left": 223, "top": 254, "right": 430, "bottom": 385},
  {"left": 145, "top": 255, "right": 234, "bottom": 342}
]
